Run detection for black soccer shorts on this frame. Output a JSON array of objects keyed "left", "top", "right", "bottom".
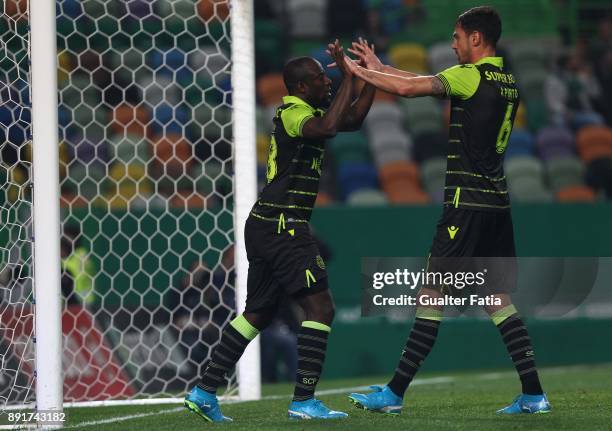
[
  {"left": 426, "top": 206, "right": 517, "bottom": 295},
  {"left": 243, "top": 217, "right": 329, "bottom": 313}
]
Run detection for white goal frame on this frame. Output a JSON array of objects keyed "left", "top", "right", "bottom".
[{"left": 23, "top": 0, "right": 260, "bottom": 423}]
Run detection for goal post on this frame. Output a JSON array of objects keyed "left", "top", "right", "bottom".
[
  {"left": 30, "top": 0, "right": 63, "bottom": 423},
  {"left": 1, "top": 0, "right": 260, "bottom": 421},
  {"left": 231, "top": 0, "right": 261, "bottom": 402}
]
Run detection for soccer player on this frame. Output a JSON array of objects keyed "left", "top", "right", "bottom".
[
  {"left": 184, "top": 40, "right": 375, "bottom": 422},
  {"left": 342, "top": 7, "right": 551, "bottom": 415}
]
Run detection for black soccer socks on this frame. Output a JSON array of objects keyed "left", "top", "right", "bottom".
[
  {"left": 198, "top": 314, "right": 259, "bottom": 393},
  {"left": 387, "top": 308, "right": 442, "bottom": 397},
  {"left": 292, "top": 321, "right": 331, "bottom": 401},
  {"left": 493, "top": 305, "right": 543, "bottom": 395}
]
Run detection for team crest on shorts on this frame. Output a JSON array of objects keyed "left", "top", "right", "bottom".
[{"left": 316, "top": 255, "right": 326, "bottom": 270}]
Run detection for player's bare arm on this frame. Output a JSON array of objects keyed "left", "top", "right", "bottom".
[
  {"left": 325, "top": 39, "right": 375, "bottom": 131},
  {"left": 343, "top": 55, "right": 446, "bottom": 98},
  {"left": 301, "top": 40, "right": 354, "bottom": 138}
]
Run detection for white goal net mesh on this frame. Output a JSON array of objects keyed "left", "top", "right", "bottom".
[{"left": 1, "top": 0, "right": 241, "bottom": 408}]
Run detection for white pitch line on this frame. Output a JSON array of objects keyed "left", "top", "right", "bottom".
[
  {"left": 62, "top": 407, "right": 184, "bottom": 430},
  {"left": 56, "top": 363, "right": 612, "bottom": 430},
  {"left": 63, "top": 376, "right": 456, "bottom": 429}
]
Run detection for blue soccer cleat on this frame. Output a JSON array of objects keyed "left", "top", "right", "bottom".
[
  {"left": 288, "top": 398, "right": 348, "bottom": 420},
  {"left": 348, "top": 385, "right": 403, "bottom": 414},
  {"left": 497, "top": 393, "right": 551, "bottom": 414},
  {"left": 184, "top": 386, "right": 233, "bottom": 423}
]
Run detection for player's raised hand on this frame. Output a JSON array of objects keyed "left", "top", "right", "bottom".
[
  {"left": 329, "top": 39, "right": 352, "bottom": 77},
  {"left": 348, "top": 37, "right": 383, "bottom": 72}
]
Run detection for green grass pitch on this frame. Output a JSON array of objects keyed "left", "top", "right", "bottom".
[{"left": 55, "top": 363, "right": 611, "bottom": 430}]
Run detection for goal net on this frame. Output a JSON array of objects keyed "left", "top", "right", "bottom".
[{"left": 1, "top": 0, "right": 258, "bottom": 417}]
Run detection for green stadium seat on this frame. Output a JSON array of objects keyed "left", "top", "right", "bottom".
[
  {"left": 545, "top": 156, "right": 585, "bottom": 192},
  {"left": 328, "top": 131, "right": 371, "bottom": 166},
  {"left": 347, "top": 189, "right": 388, "bottom": 206},
  {"left": 399, "top": 97, "right": 444, "bottom": 137},
  {"left": 420, "top": 157, "right": 446, "bottom": 197}
]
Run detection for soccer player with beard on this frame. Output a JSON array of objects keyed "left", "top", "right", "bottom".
[{"left": 342, "top": 7, "right": 551, "bottom": 415}]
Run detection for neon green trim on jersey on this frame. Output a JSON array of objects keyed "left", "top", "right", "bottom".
[
  {"left": 230, "top": 314, "right": 259, "bottom": 341},
  {"left": 416, "top": 307, "right": 443, "bottom": 321},
  {"left": 491, "top": 304, "right": 518, "bottom": 326},
  {"left": 288, "top": 189, "right": 318, "bottom": 196},
  {"left": 277, "top": 212, "right": 286, "bottom": 233},
  {"left": 280, "top": 96, "right": 325, "bottom": 138},
  {"left": 302, "top": 320, "right": 331, "bottom": 332},
  {"left": 305, "top": 269, "right": 317, "bottom": 288},
  {"left": 444, "top": 201, "right": 511, "bottom": 209},
  {"left": 259, "top": 201, "right": 313, "bottom": 211},
  {"left": 475, "top": 56, "right": 504, "bottom": 68},
  {"left": 290, "top": 174, "right": 319, "bottom": 181},
  {"left": 453, "top": 187, "right": 461, "bottom": 208},
  {"left": 436, "top": 64, "right": 480, "bottom": 100},
  {"left": 444, "top": 186, "right": 508, "bottom": 194},
  {"left": 250, "top": 211, "right": 308, "bottom": 223},
  {"left": 446, "top": 170, "right": 506, "bottom": 181}
]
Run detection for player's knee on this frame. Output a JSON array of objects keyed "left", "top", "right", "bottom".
[{"left": 313, "top": 299, "right": 335, "bottom": 325}]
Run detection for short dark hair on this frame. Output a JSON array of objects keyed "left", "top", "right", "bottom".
[
  {"left": 283, "top": 57, "right": 317, "bottom": 94},
  {"left": 456, "top": 6, "right": 502, "bottom": 48}
]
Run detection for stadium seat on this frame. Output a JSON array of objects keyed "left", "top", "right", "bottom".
[
  {"left": 556, "top": 185, "right": 596, "bottom": 203},
  {"left": 428, "top": 41, "right": 456, "bottom": 73},
  {"left": 370, "top": 128, "right": 411, "bottom": 167},
  {"left": 525, "top": 99, "right": 548, "bottom": 132},
  {"left": 364, "top": 102, "right": 403, "bottom": 135},
  {"left": 508, "top": 177, "right": 554, "bottom": 203},
  {"left": 347, "top": 189, "right": 388, "bottom": 206},
  {"left": 576, "top": 125, "right": 612, "bottom": 163},
  {"left": 505, "top": 128, "right": 535, "bottom": 159},
  {"left": 420, "top": 157, "right": 446, "bottom": 201},
  {"left": 378, "top": 161, "right": 429, "bottom": 204},
  {"left": 536, "top": 126, "right": 575, "bottom": 161},
  {"left": 337, "top": 162, "right": 378, "bottom": 200},
  {"left": 398, "top": 97, "right": 443, "bottom": 138},
  {"left": 517, "top": 67, "right": 548, "bottom": 102},
  {"left": 108, "top": 133, "right": 149, "bottom": 165},
  {"left": 545, "top": 156, "right": 585, "bottom": 192},
  {"left": 256, "top": 74, "right": 285, "bottom": 107},
  {"left": 505, "top": 155, "right": 545, "bottom": 182},
  {"left": 197, "top": 0, "right": 230, "bottom": 21},
  {"left": 388, "top": 42, "right": 429, "bottom": 74},
  {"left": 110, "top": 103, "right": 149, "bottom": 137},
  {"left": 328, "top": 131, "right": 370, "bottom": 166},
  {"left": 255, "top": 20, "right": 283, "bottom": 72},
  {"left": 287, "top": 0, "right": 327, "bottom": 38}
]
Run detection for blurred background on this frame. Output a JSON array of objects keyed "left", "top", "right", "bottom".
[{"left": 1, "top": 0, "right": 611, "bottom": 396}]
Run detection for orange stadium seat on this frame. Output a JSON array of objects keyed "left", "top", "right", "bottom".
[
  {"left": 197, "top": 0, "right": 230, "bottom": 22},
  {"left": 257, "top": 74, "right": 286, "bottom": 107},
  {"left": 557, "top": 185, "right": 596, "bottom": 202},
  {"left": 379, "top": 161, "right": 430, "bottom": 204},
  {"left": 576, "top": 126, "right": 612, "bottom": 163}
]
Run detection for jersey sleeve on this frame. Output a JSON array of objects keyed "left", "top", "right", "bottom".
[
  {"left": 280, "top": 104, "right": 315, "bottom": 138},
  {"left": 436, "top": 64, "right": 481, "bottom": 100}
]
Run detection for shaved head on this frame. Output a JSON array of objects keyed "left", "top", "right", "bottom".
[{"left": 283, "top": 57, "right": 320, "bottom": 94}]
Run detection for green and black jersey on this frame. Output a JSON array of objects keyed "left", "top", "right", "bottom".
[
  {"left": 436, "top": 57, "right": 519, "bottom": 212},
  {"left": 249, "top": 95, "right": 326, "bottom": 227}
]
